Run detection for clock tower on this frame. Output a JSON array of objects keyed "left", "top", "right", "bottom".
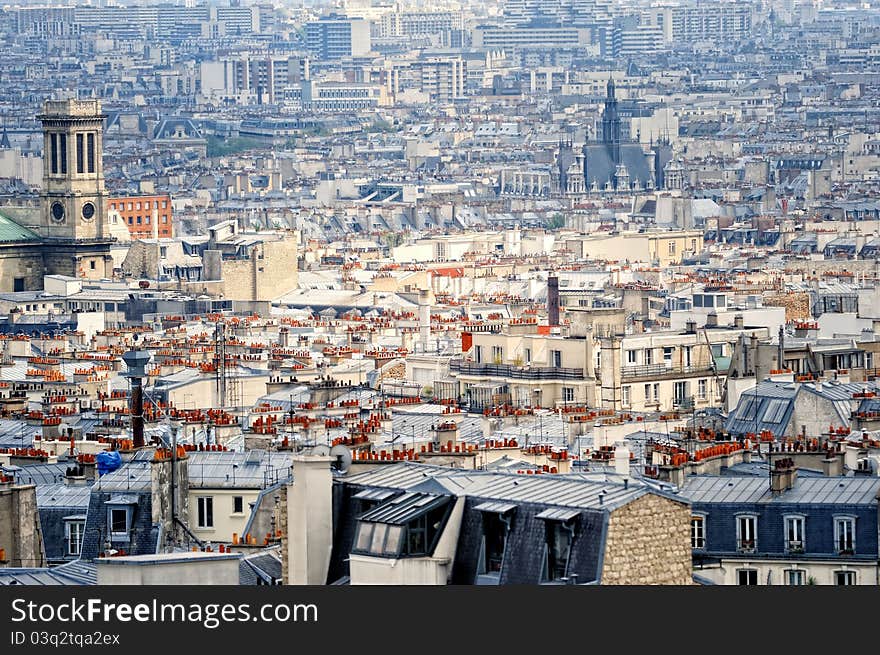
[{"left": 38, "top": 99, "right": 113, "bottom": 278}]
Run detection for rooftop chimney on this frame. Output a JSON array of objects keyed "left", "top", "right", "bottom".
[
  {"left": 547, "top": 275, "right": 560, "bottom": 327},
  {"left": 770, "top": 457, "right": 797, "bottom": 494},
  {"left": 734, "top": 314, "right": 744, "bottom": 330},
  {"left": 685, "top": 319, "right": 697, "bottom": 334},
  {"left": 706, "top": 311, "right": 719, "bottom": 328},
  {"left": 122, "top": 345, "right": 153, "bottom": 449},
  {"left": 418, "top": 289, "right": 431, "bottom": 349}
]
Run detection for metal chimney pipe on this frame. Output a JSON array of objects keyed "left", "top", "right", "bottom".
[
  {"left": 122, "top": 346, "right": 153, "bottom": 449},
  {"left": 130, "top": 376, "right": 144, "bottom": 449},
  {"left": 547, "top": 275, "right": 560, "bottom": 326}
]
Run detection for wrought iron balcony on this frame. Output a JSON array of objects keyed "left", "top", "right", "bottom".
[{"left": 449, "top": 359, "right": 585, "bottom": 380}]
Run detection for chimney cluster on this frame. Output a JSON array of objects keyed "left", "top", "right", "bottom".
[{"left": 770, "top": 457, "right": 797, "bottom": 494}]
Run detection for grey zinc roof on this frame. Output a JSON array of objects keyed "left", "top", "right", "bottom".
[
  {"left": 3, "top": 463, "right": 70, "bottom": 486},
  {"left": 462, "top": 474, "right": 656, "bottom": 512},
  {"left": 187, "top": 451, "right": 293, "bottom": 489},
  {"left": 535, "top": 507, "right": 582, "bottom": 521},
  {"left": 94, "top": 461, "right": 152, "bottom": 492},
  {"left": 359, "top": 492, "right": 451, "bottom": 525},
  {"left": 343, "top": 461, "right": 453, "bottom": 490},
  {"left": 35, "top": 483, "right": 91, "bottom": 508},
  {"left": 0, "top": 560, "right": 96, "bottom": 586},
  {"left": 680, "top": 475, "right": 880, "bottom": 505}
]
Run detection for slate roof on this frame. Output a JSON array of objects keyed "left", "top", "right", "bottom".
[
  {"left": 0, "top": 560, "right": 96, "bottom": 585},
  {"left": 680, "top": 475, "right": 880, "bottom": 505},
  {"left": 239, "top": 548, "right": 282, "bottom": 585}
]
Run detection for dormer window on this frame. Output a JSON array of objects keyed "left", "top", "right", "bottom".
[
  {"left": 108, "top": 508, "right": 130, "bottom": 540},
  {"left": 64, "top": 517, "right": 85, "bottom": 556},
  {"left": 537, "top": 508, "right": 579, "bottom": 583},
  {"left": 352, "top": 493, "right": 451, "bottom": 559},
  {"left": 474, "top": 502, "right": 516, "bottom": 583},
  {"left": 106, "top": 495, "right": 136, "bottom": 541}
]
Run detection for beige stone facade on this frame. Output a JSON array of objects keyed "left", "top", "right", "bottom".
[
  {"left": 0, "top": 483, "right": 47, "bottom": 568},
  {"left": 218, "top": 238, "right": 299, "bottom": 301},
  {"left": 600, "top": 493, "right": 692, "bottom": 585},
  {"left": 763, "top": 292, "right": 811, "bottom": 321}
]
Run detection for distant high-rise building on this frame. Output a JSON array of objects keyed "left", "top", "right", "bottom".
[{"left": 305, "top": 16, "right": 372, "bottom": 61}]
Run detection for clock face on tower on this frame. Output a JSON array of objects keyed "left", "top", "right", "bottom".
[
  {"left": 51, "top": 201, "right": 65, "bottom": 222},
  {"left": 81, "top": 202, "right": 95, "bottom": 221}
]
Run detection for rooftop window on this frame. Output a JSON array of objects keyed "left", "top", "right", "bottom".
[{"left": 352, "top": 493, "right": 451, "bottom": 559}]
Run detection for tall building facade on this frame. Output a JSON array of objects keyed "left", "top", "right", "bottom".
[
  {"left": 108, "top": 195, "right": 173, "bottom": 240},
  {"left": 305, "top": 17, "right": 372, "bottom": 61},
  {"left": 38, "top": 99, "right": 114, "bottom": 279}
]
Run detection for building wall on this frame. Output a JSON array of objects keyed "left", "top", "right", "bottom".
[
  {"left": 220, "top": 238, "right": 299, "bottom": 302},
  {"left": 0, "top": 484, "right": 46, "bottom": 568},
  {"left": 0, "top": 249, "right": 45, "bottom": 292},
  {"left": 188, "top": 488, "right": 262, "bottom": 542},
  {"left": 108, "top": 195, "right": 173, "bottom": 239},
  {"left": 699, "top": 558, "right": 879, "bottom": 586},
  {"left": 349, "top": 553, "right": 452, "bottom": 584},
  {"left": 601, "top": 494, "right": 692, "bottom": 585},
  {"left": 96, "top": 556, "right": 241, "bottom": 585}
]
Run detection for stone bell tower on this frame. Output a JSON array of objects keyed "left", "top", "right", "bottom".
[{"left": 38, "top": 99, "right": 113, "bottom": 279}]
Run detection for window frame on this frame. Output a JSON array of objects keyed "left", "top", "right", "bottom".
[
  {"left": 736, "top": 513, "right": 757, "bottom": 553},
  {"left": 690, "top": 514, "right": 706, "bottom": 550},
  {"left": 834, "top": 570, "right": 856, "bottom": 586},
  {"left": 108, "top": 507, "right": 130, "bottom": 539},
  {"left": 232, "top": 496, "right": 244, "bottom": 515},
  {"left": 736, "top": 568, "right": 758, "bottom": 586},
  {"left": 785, "top": 569, "right": 805, "bottom": 586},
  {"left": 541, "top": 518, "right": 575, "bottom": 583},
  {"left": 784, "top": 514, "right": 806, "bottom": 554},
  {"left": 65, "top": 520, "right": 85, "bottom": 556},
  {"left": 197, "top": 496, "right": 214, "bottom": 529},
  {"left": 833, "top": 515, "right": 856, "bottom": 555}
]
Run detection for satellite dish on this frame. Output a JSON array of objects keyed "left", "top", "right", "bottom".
[
  {"left": 330, "top": 444, "right": 352, "bottom": 474},
  {"left": 311, "top": 444, "right": 331, "bottom": 457}
]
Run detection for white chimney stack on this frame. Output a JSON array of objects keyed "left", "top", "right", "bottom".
[{"left": 614, "top": 442, "right": 631, "bottom": 478}]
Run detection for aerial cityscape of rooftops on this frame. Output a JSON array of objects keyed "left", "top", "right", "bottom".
[{"left": 0, "top": 0, "right": 879, "bottom": 588}]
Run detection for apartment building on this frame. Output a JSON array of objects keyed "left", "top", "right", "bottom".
[
  {"left": 599, "top": 321, "right": 769, "bottom": 413},
  {"left": 562, "top": 230, "right": 704, "bottom": 267},
  {"left": 285, "top": 459, "right": 693, "bottom": 585},
  {"left": 380, "top": 11, "right": 463, "bottom": 38},
  {"left": 305, "top": 16, "right": 372, "bottom": 61},
  {"left": 200, "top": 55, "right": 310, "bottom": 105},
  {"left": 681, "top": 473, "right": 880, "bottom": 585},
  {"left": 472, "top": 26, "right": 591, "bottom": 50},
  {"left": 391, "top": 57, "right": 467, "bottom": 103},
  {"left": 108, "top": 195, "right": 172, "bottom": 240},
  {"left": 447, "top": 308, "right": 627, "bottom": 410}
]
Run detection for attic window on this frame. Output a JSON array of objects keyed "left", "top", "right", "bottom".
[
  {"left": 108, "top": 508, "right": 130, "bottom": 539},
  {"left": 352, "top": 493, "right": 451, "bottom": 559}
]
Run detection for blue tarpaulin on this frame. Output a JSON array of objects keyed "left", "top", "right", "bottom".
[{"left": 96, "top": 451, "right": 122, "bottom": 476}]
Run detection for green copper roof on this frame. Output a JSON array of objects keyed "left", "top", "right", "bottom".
[{"left": 0, "top": 212, "right": 40, "bottom": 243}]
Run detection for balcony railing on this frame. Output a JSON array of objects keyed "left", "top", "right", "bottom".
[
  {"left": 450, "top": 359, "right": 585, "bottom": 380},
  {"left": 622, "top": 363, "right": 714, "bottom": 380},
  {"left": 737, "top": 540, "right": 756, "bottom": 553}
]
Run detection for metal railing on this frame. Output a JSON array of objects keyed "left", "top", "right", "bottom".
[
  {"left": 621, "top": 363, "right": 714, "bottom": 380},
  {"left": 450, "top": 359, "right": 585, "bottom": 380}
]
